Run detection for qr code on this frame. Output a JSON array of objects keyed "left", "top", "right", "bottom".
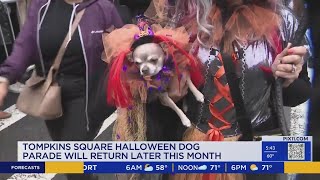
[{"left": 288, "top": 143, "right": 305, "bottom": 160}]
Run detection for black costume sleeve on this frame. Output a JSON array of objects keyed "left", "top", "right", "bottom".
[{"left": 282, "top": 62, "right": 312, "bottom": 107}]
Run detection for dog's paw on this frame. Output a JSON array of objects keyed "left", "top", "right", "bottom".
[
  {"left": 181, "top": 118, "right": 192, "bottom": 127},
  {"left": 196, "top": 93, "right": 205, "bottom": 103}
]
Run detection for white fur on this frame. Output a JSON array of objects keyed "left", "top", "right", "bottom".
[
  {"left": 133, "top": 43, "right": 164, "bottom": 76},
  {"left": 132, "top": 43, "right": 205, "bottom": 127}
]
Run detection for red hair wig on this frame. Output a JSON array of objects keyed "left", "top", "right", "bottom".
[{"left": 107, "top": 35, "right": 204, "bottom": 108}]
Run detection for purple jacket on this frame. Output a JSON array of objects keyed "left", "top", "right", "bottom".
[{"left": 0, "top": 0, "right": 123, "bottom": 131}]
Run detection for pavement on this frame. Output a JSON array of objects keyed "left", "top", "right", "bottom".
[{"left": 0, "top": 92, "right": 117, "bottom": 180}]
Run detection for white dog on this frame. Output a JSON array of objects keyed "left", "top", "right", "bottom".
[{"left": 132, "top": 42, "right": 204, "bottom": 127}]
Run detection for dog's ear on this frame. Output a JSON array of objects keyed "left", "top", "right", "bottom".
[
  {"left": 159, "top": 43, "right": 168, "bottom": 56},
  {"left": 126, "top": 52, "right": 134, "bottom": 63},
  {"left": 158, "top": 42, "right": 165, "bottom": 50}
]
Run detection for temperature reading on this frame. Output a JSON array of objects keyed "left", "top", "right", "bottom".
[
  {"left": 266, "top": 154, "right": 275, "bottom": 158},
  {"left": 262, "top": 165, "right": 272, "bottom": 171},
  {"left": 156, "top": 165, "right": 168, "bottom": 171},
  {"left": 210, "top": 165, "right": 221, "bottom": 171}
]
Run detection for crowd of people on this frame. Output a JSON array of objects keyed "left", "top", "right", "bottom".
[{"left": 0, "top": 0, "right": 319, "bottom": 180}]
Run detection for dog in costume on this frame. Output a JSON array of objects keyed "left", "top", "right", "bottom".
[{"left": 103, "top": 15, "right": 204, "bottom": 131}]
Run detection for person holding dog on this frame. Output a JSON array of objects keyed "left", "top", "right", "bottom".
[{"left": 144, "top": 1, "right": 311, "bottom": 180}]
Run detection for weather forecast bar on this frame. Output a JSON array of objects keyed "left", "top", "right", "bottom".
[
  {"left": 84, "top": 162, "right": 172, "bottom": 173},
  {"left": 83, "top": 162, "right": 283, "bottom": 174},
  {"left": 2, "top": 162, "right": 320, "bottom": 173}
]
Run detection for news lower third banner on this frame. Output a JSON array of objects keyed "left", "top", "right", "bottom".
[
  {"left": 2, "top": 162, "right": 320, "bottom": 174},
  {"left": 1, "top": 136, "right": 314, "bottom": 174}
]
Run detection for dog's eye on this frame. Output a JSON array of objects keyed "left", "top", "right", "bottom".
[{"left": 150, "top": 58, "right": 158, "bottom": 63}]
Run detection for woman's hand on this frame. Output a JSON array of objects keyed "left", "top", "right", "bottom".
[
  {"left": 0, "top": 82, "right": 9, "bottom": 106},
  {"left": 272, "top": 43, "right": 307, "bottom": 87}
]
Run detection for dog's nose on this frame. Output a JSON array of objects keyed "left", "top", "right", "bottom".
[{"left": 141, "top": 67, "right": 149, "bottom": 74}]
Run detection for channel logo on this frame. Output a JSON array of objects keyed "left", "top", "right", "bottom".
[{"left": 144, "top": 164, "right": 154, "bottom": 172}]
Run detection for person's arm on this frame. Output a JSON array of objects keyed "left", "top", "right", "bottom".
[
  {"left": 0, "top": 0, "right": 39, "bottom": 84},
  {"left": 100, "top": 1, "right": 123, "bottom": 30},
  {"left": 111, "top": 2, "right": 123, "bottom": 28},
  {"left": 280, "top": 9, "right": 312, "bottom": 106}
]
